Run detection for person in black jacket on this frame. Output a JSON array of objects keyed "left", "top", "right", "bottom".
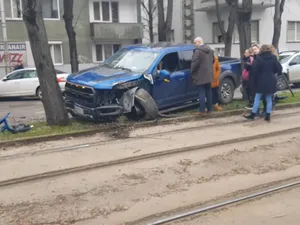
[
  {"left": 14, "top": 60, "right": 24, "bottom": 70},
  {"left": 244, "top": 45, "right": 282, "bottom": 121},
  {"left": 245, "top": 44, "right": 260, "bottom": 109},
  {"left": 242, "top": 48, "right": 254, "bottom": 107}
]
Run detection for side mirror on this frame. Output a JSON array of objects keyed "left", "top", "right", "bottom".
[
  {"left": 289, "top": 61, "right": 297, "bottom": 66},
  {"left": 159, "top": 69, "right": 171, "bottom": 81},
  {"left": 2, "top": 78, "right": 8, "bottom": 82}
]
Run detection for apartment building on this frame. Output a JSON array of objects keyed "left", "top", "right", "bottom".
[
  {"left": 0, "top": 0, "right": 143, "bottom": 73},
  {"left": 194, "top": 0, "right": 300, "bottom": 57}
]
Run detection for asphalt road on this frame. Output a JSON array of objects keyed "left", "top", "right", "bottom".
[{"left": 0, "top": 88, "right": 298, "bottom": 124}]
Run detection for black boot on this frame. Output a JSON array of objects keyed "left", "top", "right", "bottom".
[
  {"left": 264, "top": 113, "right": 270, "bottom": 122},
  {"left": 244, "top": 112, "right": 255, "bottom": 120}
]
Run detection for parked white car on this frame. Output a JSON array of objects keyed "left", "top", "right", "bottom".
[
  {"left": 278, "top": 51, "right": 300, "bottom": 90},
  {"left": 0, "top": 68, "right": 69, "bottom": 99}
]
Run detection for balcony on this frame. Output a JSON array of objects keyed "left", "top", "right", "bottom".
[
  {"left": 90, "top": 23, "right": 143, "bottom": 40},
  {"left": 195, "top": 0, "right": 275, "bottom": 12}
]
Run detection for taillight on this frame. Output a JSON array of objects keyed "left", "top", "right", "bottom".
[{"left": 57, "top": 77, "right": 66, "bottom": 83}]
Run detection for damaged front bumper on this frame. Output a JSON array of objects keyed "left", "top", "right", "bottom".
[{"left": 65, "top": 100, "right": 123, "bottom": 120}]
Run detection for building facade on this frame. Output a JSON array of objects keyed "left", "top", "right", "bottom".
[
  {"left": 0, "top": 0, "right": 143, "bottom": 74},
  {"left": 141, "top": 0, "right": 195, "bottom": 44},
  {"left": 193, "top": 0, "right": 300, "bottom": 57}
]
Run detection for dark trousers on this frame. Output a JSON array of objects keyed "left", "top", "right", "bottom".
[
  {"left": 212, "top": 87, "right": 219, "bottom": 105},
  {"left": 242, "top": 80, "right": 252, "bottom": 103},
  {"left": 199, "top": 83, "right": 212, "bottom": 113}
]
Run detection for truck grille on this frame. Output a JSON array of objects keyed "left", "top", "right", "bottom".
[{"left": 65, "top": 82, "right": 96, "bottom": 107}]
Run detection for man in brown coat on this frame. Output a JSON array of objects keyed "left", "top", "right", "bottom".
[{"left": 191, "top": 37, "right": 214, "bottom": 114}]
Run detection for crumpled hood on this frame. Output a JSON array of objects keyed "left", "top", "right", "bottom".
[
  {"left": 67, "top": 65, "right": 143, "bottom": 89},
  {"left": 197, "top": 45, "right": 212, "bottom": 54}
]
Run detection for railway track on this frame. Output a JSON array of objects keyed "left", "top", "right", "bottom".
[
  {"left": 148, "top": 178, "right": 300, "bottom": 225},
  {"left": 1, "top": 110, "right": 300, "bottom": 162},
  {"left": 0, "top": 124, "right": 300, "bottom": 188}
]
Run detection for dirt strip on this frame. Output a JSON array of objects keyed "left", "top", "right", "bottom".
[
  {"left": 168, "top": 186, "right": 300, "bottom": 225},
  {"left": 1, "top": 108, "right": 300, "bottom": 183},
  {"left": 0, "top": 117, "right": 300, "bottom": 224}
]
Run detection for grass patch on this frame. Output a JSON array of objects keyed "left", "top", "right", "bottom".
[
  {"left": 0, "top": 91, "right": 299, "bottom": 142},
  {"left": 0, "top": 120, "right": 101, "bottom": 142},
  {"left": 167, "top": 91, "right": 300, "bottom": 116}
]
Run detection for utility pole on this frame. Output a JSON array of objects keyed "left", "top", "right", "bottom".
[{"left": 0, "top": 0, "right": 10, "bottom": 74}]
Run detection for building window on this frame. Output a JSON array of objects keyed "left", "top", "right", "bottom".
[
  {"left": 95, "top": 44, "right": 120, "bottom": 62},
  {"left": 49, "top": 42, "right": 63, "bottom": 65},
  {"left": 287, "top": 21, "right": 300, "bottom": 42},
  {"left": 92, "top": 1, "right": 119, "bottom": 22},
  {"left": 212, "top": 22, "right": 224, "bottom": 44},
  {"left": 42, "top": 0, "right": 59, "bottom": 19},
  {"left": 251, "top": 20, "right": 259, "bottom": 43},
  {"left": 4, "top": 0, "right": 22, "bottom": 19},
  {"left": 233, "top": 20, "right": 259, "bottom": 43}
]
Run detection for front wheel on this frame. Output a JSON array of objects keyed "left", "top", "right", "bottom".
[
  {"left": 125, "top": 88, "right": 159, "bottom": 121},
  {"left": 218, "top": 78, "right": 234, "bottom": 104}
]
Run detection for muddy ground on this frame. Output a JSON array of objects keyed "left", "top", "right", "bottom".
[
  {"left": 1, "top": 108, "right": 300, "bottom": 225},
  {"left": 170, "top": 186, "right": 300, "bottom": 225}
]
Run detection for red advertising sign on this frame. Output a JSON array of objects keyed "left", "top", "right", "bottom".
[{"left": 0, "top": 43, "right": 27, "bottom": 66}]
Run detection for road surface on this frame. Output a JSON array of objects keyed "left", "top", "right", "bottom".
[
  {"left": 0, "top": 88, "right": 298, "bottom": 123},
  {"left": 0, "top": 108, "right": 300, "bottom": 225}
]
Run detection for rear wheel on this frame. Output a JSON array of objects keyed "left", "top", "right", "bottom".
[
  {"left": 125, "top": 88, "right": 159, "bottom": 121},
  {"left": 218, "top": 78, "right": 234, "bottom": 104},
  {"left": 277, "top": 74, "right": 289, "bottom": 90},
  {"left": 36, "top": 87, "right": 42, "bottom": 100}
]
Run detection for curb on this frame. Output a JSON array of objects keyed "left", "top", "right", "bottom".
[{"left": 1, "top": 101, "right": 300, "bottom": 148}]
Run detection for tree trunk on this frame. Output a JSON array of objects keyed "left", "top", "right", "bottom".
[
  {"left": 157, "top": 0, "right": 166, "bottom": 41},
  {"left": 63, "top": 0, "right": 79, "bottom": 73},
  {"left": 272, "top": 0, "right": 285, "bottom": 51},
  {"left": 236, "top": 0, "right": 252, "bottom": 58},
  {"left": 165, "top": 0, "right": 173, "bottom": 41},
  {"left": 148, "top": 0, "right": 154, "bottom": 42},
  {"left": 140, "top": 0, "right": 156, "bottom": 42},
  {"left": 215, "top": 0, "right": 237, "bottom": 57},
  {"left": 22, "top": 0, "right": 69, "bottom": 126}
]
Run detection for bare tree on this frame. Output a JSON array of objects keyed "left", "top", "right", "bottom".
[
  {"left": 236, "top": 0, "right": 253, "bottom": 58},
  {"left": 157, "top": 0, "right": 173, "bottom": 41},
  {"left": 140, "top": 0, "right": 157, "bottom": 42},
  {"left": 22, "top": 0, "right": 69, "bottom": 126},
  {"left": 63, "top": 0, "right": 79, "bottom": 73},
  {"left": 215, "top": 0, "right": 238, "bottom": 56},
  {"left": 272, "top": 0, "right": 285, "bottom": 51}
]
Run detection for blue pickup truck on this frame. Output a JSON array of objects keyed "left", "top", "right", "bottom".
[{"left": 65, "top": 43, "right": 241, "bottom": 120}]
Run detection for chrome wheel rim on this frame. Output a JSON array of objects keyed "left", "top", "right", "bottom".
[{"left": 221, "top": 83, "right": 231, "bottom": 99}]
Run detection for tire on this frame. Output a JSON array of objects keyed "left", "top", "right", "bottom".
[
  {"left": 277, "top": 74, "right": 288, "bottom": 90},
  {"left": 218, "top": 78, "right": 235, "bottom": 104},
  {"left": 36, "top": 87, "right": 42, "bottom": 100},
  {"left": 125, "top": 88, "right": 158, "bottom": 121}
]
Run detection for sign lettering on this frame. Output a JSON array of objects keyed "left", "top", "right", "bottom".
[
  {"left": 0, "top": 43, "right": 27, "bottom": 67},
  {"left": 0, "top": 53, "right": 24, "bottom": 63}
]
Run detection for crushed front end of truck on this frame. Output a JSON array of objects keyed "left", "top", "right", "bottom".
[{"left": 64, "top": 75, "right": 151, "bottom": 121}]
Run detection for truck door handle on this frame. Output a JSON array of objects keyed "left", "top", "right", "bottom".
[{"left": 178, "top": 77, "right": 185, "bottom": 81}]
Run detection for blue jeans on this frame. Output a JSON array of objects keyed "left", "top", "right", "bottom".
[
  {"left": 252, "top": 93, "right": 272, "bottom": 114},
  {"left": 199, "top": 83, "right": 212, "bottom": 112}
]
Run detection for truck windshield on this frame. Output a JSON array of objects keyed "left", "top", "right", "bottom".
[{"left": 103, "top": 49, "right": 159, "bottom": 73}]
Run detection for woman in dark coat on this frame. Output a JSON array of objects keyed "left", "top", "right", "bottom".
[{"left": 244, "top": 45, "right": 282, "bottom": 121}]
